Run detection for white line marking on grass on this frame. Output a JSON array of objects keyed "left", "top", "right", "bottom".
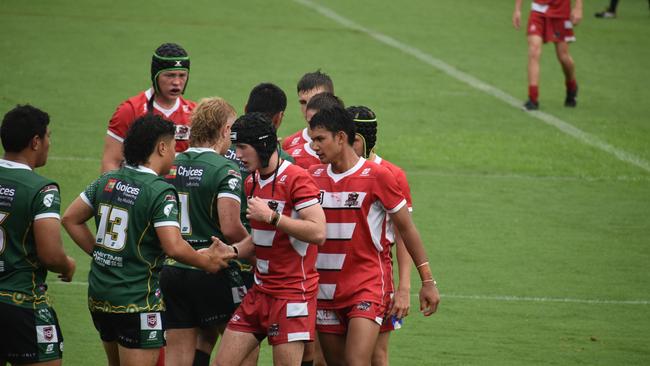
[
  {"left": 47, "top": 281, "right": 649, "bottom": 305},
  {"left": 50, "top": 156, "right": 100, "bottom": 162},
  {"left": 441, "top": 294, "right": 650, "bottom": 305},
  {"left": 293, "top": 0, "right": 650, "bottom": 173}
]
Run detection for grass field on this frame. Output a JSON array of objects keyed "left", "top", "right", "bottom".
[{"left": 2, "top": 0, "right": 650, "bottom": 364}]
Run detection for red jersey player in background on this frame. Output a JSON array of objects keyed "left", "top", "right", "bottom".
[
  {"left": 347, "top": 105, "right": 414, "bottom": 366},
  {"left": 214, "top": 113, "right": 326, "bottom": 366},
  {"left": 513, "top": 0, "right": 583, "bottom": 110},
  {"left": 307, "top": 107, "right": 440, "bottom": 366},
  {"left": 288, "top": 92, "right": 344, "bottom": 170},
  {"left": 101, "top": 42, "right": 195, "bottom": 172},
  {"left": 282, "top": 70, "right": 334, "bottom": 152}
]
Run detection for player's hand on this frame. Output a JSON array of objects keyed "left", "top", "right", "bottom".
[
  {"left": 203, "top": 236, "right": 237, "bottom": 273},
  {"left": 246, "top": 196, "right": 274, "bottom": 224},
  {"left": 512, "top": 10, "right": 521, "bottom": 29},
  {"left": 58, "top": 256, "right": 76, "bottom": 282},
  {"left": 571, "top": 7, "right": 583, "bottom": 25},
  {"left": 419, "top": 282, "right": 440, "bottom": 316},
  {"left": 388, "top": 286, "right": 411, "bottom": 319}
]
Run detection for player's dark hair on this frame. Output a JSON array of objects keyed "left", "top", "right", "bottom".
[
  {"left": 246, "top": 83, "right": 287, "bottom": 120},
  {"left": 309, "top": 106, "right": 356, "bottom": 146},
  {"left": 297, "top": 70, "right": 334, "bottom": 94},
  {"left": 1, "top": 104, "right": 50, "bottom": 152},
  {"left": 306, "top": 92, "right": 345, "bottom": 114},
  {"left": 123, "top": 114, "right": 176, "bottom": 166},
  {"left": 347, "top": 105, "right": 378, "bottom": 158}
]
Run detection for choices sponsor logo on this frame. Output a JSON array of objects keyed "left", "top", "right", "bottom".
[
  {"left": 0, "top": 186, "right": 16, "bottom": 196},
  {"left": 177, "top": 165, "right": 204, "bottom": 178},
  {"left": 104, "top": 179, "right": 140, "bottom": 196}
]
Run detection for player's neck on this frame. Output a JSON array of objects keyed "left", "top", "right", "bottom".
[
  {"left": 3, "top": 152, "right": 36, "bottom": 169},
  {"left": 367, "top": 151, "right": 377, "bottom": 161},
  {"left": 258, "top": 152, "right": 281, "bottom": 178},
  {"left": 153, "top": 93, "right": 178, "bottom": 110},
  {"left": 330, "top": 146, "right": 360, "bottom": 174}
]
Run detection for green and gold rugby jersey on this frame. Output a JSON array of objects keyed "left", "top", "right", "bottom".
[
  {"left": 80, "top": 165, "right": 179, "bottom": 313},
  {"left": 0, "top": 159, "right": 61, "bottom": 309},
  {"left": 163, "top": 148, "right": 243, "bottom": 270}
]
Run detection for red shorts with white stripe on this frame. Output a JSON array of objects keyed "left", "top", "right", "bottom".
[
  {"left": 226, "top": 286, "right": 316, "bottom": 346},
  {"left": 527, "top": 11, "right": 575, "bottom": 43},
  {"left": 316, "top": 300, "right": 387, "bottom": 334}
]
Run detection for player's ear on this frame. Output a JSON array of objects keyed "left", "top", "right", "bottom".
[{"left": 30, "top": 134, "right": 42, "bottom": 151}]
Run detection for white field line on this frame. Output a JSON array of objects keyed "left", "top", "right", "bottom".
[
  {"left": 293, "top": 0, "right": 650, "bottom": 174},
  {"left": 48, "top": 281, "right": 649, "bottom": 305}
]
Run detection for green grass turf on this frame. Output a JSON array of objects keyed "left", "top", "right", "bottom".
[{"left": 2, "top": 0, "right": 650, "bottom": 364}]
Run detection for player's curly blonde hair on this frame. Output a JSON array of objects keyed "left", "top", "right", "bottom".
[{"left": 189, "top": 97, "right": 236, "bottom": 146}]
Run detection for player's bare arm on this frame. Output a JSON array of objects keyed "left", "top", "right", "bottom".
[
  {"left": 389, "top": 229, "right": 412, "bottom": 319},
  {"left": 572, "top": 0, "right": 583, "bottom": 24},
  {"left": 513, "top": 0, "right": 523, "bottom": 29},
  {"left": 246, "top": 196, "right": 326, "bottom": 244},
  {"left": 34, "top": 217, "right": 76, "bottom": 282},
  {"left": 389, "top": 206, "right": 440, "bottom": 316},
  {"left": 156, "top": 226, "right": 235, "bottom": 273},
  {"left": 62, "top": 196, "right": 98, "bottom": 255},
  {"left": 217, "top": 197, "right": 249, "bottom": 243},
  {"left": 101, "top": 135, "right": 124, "bottom": 173}
]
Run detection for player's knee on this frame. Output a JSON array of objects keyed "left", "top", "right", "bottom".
[{"left": 371, "top": 348, "right": 389, "bottom": 366}]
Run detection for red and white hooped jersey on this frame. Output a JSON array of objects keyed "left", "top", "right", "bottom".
[
  {"left": 530, "top": 0, "right": 570, "bottom": 18},
  {"left": 308, "top": 158, "right": 407, "bottom": 309},
  {"left": 107, "top": 88, "right": 196, "bottom": 153},
  {"left": 287, "top": 142, "right": 322, "bottom": 170},
  {"left": 247, "top": 160, "right": 321, "bottom": 301},
  {"left": 282, "top": 127, "right": 311, "bottom": 151}
]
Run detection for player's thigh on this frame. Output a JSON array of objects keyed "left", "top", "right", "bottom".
[
  {"left": 372, "top": 331, "right": 391, "bottom": 366},
  {"left": 117, "top": 346, "right": 159, "bottom": 366},
  {"left": 165, "top": 328, "right": 198, "bottom": 365},
  {"left": 272, "top": 342, "right": 304, "bottom": 366},
  {"left": 527, "top": 35, "right": 544, "bottom": 58},
  {"left": 101, "top": 341, "right": 120, "bottom": 366},
  {"left": 346, "top": 317, "right": 381, "bottom": 366},
  {"left": 214, "top": 329, "right": 260, "bottom": 366},
  {"left": 318, "top": 332, "right": 346, "bottom": 366}
]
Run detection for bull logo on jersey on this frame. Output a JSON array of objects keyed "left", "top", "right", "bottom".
[
  {"left": 104, "top": 178, "right": 118, "bottom": 192},
  {"left": 268, "top": 323, "right": 280, "bottom": 337},
  {"left": 356, "top": 301, "right": 371, "bottom": 312},
  {"left": 345, "top": 193, "right": 359, "bottom": 207},
  {"left": 43, "top": 326, "right": 54, "bottom": 341},
  {"left": 267, "top": 200, "right": 279, "bottom": 212},
  {"left": 147, "top": 314, "right": 158, "bottom": 328}
]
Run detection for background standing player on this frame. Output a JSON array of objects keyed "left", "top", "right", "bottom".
[
  {"left": 307, "top": 107, "right": 439, "bottom": 366},
  {"left": 214, "top": 113, "right": 326, "bottom": 366},
  {"left": 282, "top": 70, "right": 334, "bottom": 151},
  {"left": 347, "top": 105, "right": 414, "bottom": 366},
  {"left": 101, "top": 42, "right": 195, "bottom": 172},
  {"left": 288, "top": 92, "right": 345, "bottom": 170},
  {"left": 62, "top": 114, "right": 235, "bottom": 366},
  {"left": 513, "top": 0, "right": 582, "bottom": 110},
  {"left": 0, "top": 105, "right": 76, "bottom": 366}
]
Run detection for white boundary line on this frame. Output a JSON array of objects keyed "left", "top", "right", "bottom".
[
  {"left": 48, "top": 281, "right": 650, "bottom": 305},
  {"left": 293, "top": 0, "right": 650, "bottom": 173}
]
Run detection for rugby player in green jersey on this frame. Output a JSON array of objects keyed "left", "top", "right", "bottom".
[
  {"left": 0, "top": 105, "right": 76, "bottom": 365},
  {"left": 160, "top": 97, "right": 257, "bottom": 366},
  {"left": 62, "top": 114, "right": 235, "bottom": 366}
]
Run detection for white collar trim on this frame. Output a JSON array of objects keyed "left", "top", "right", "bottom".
[
  {"left": 327, "top": 157, "right": 365, "bottom": 183},
  {"left": 145, "top": 88, "right": 180, "bottom": 118},
  {"left": 125, "top": 164, "right": 158, "bottom": 176},
  {"left": 186, "top": 147, "right": 217, "bottom": 154},
  {"left": 301, "top": 127, "right": 313, "bottom": 143},
  {"left": 257, "top": 160, "right": 291, "bottom": 189},
  {"left": 0, "top": 159, "right": 32, "bottom": 171}
]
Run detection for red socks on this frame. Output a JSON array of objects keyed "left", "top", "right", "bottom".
[
  {"left": 566, "top": 79, "right": 577, "bottom": 92},
  {"left": 528, "top": 85, "right": 539, "bottom": 103}
]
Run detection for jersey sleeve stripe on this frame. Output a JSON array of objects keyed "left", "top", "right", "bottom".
[
  {"left": 34, "top": 213, "right": 61, "bottom": 221},
  {"left": 217, "top": 192, "right": 241, "bottom": 203},
  {"left": 80, "top": 192, "right": 93, "bottom": 208},
  {"left": 107, "top": 130, "right": 125, "bottom": 143},
  {"left": 386, "top": 199, "right": 407, "bottom": 214},
  {"left": 153, "top": 221, "right": 180, "bottom": 228},
  {"left": 294, "top": 198, "right": 319, "bottom": 211}
]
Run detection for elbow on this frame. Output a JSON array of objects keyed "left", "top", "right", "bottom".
[
  {"left": 60, "top": 213, "right": 73, "bottom": 231},
  {"left": 313, "top": 228, "right": 327, "bottom": 245}
]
